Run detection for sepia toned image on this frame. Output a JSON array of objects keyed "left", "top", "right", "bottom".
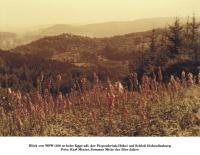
[{"left": 0, "top": 0, "right": 200, "bottom": 137}]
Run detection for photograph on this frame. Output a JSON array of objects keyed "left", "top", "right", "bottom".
[{"left": 0, "top": 0, "right": 200, "bottom": 138}]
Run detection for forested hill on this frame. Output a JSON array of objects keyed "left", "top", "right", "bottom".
[
  {"left": 0, "top": 49, "right": 86, "bottom": 93},
  {"left": 11, "top": 30, "right": 162, "bottom": 62},
  {"left": 0, "top": 49, "right": 129, "bottom": 93},
  {"left": 5, "top": 17, "right": 200, "bottom": 83}
]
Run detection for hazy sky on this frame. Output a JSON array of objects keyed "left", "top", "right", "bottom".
[{"left": 0, "top": 0, "right": 199, "bottom": 29}]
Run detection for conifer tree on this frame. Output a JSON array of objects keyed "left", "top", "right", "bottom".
[
  {"left": 190, "top": 14, "right": 200, "bottom": 62},
  {"left": 167, "top": 18, "right": 184, "bottom": 59},
  {"left": 159, "top": 27, "right": 168, "bottom": 67},
  {"left": 147, "top": 28, "right": 157, "bottom": 71},
  {"left": 184, "top": 16, "right": 191, "bottom": 56}
]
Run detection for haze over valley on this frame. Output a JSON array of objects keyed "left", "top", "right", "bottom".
[{"left": 0, "top": 17, "right": 187, "bottom": 50}]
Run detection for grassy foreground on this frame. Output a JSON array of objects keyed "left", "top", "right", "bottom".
[{"left": 1, "top": 79, "right": 200, "bottom": 136}]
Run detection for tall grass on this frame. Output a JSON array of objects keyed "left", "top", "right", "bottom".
[{"left": 0, "top": 71, "right": 200, "bottom": 136}]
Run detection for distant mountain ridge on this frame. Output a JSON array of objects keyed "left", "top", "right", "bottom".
[
  {"left": 38, "top": 17, "right": 179, "bottom": 37},
  {"left": 0, "top": 17, "right": 198, "bottom": 50}
]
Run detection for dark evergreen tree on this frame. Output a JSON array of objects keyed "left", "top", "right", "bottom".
[
  {"left": 167, "top": 18, "right": 184, "bottom": 59},
  {"left": 159, "top": 27, "right": 168, "bottom": 67},
  {"left": 183, "top": 16, "right": 191, "bottom": 56},
  {"left": 189, "top": 14, "right": 200, "bottom": 62},
  {"left": 140, "top": 39, "right": 145, "bottom": 71},
  {"left": 147, "top": 28, "right": 158, "bottom": 71}
]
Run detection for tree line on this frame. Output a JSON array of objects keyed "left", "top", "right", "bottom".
[{"left": 130, "top": 15, "right": 200, "bottom": 75}]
